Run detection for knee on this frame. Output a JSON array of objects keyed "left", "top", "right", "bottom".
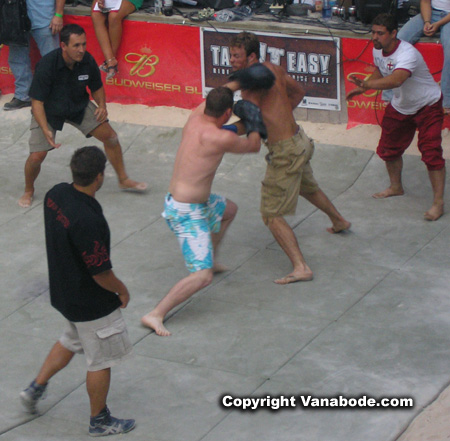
[
  {"left": 377, "top": 146, "right": 400, "bottom": 163},
  {"left": 262, "top": 214, "right": 276, "bottom": 227},
  {"left": 196, "top": 269, "right": 213, "bottom": 288},
  {"left": 226, "top": 200, "right": 238, "bottom": 220},
  {"left": 442, "top": 40, "right": 450, "bottom": 56},
  {"left": 440, "top": 25, "right": 450, "bottom": 43},
  {"left": 422, "top": 153, "right": 445, "bottom": 171},
  {"left": 108, "top": 13, "right": 123, "bottom": 27},
  {"left": 101, "top": 129, "right": 119, "bottom": 146},
  {"left": 29, "top": 151, "right": 47, "bottom": 165},
  {"left": 91, "top": 11, "right": 105, "bottom": 26},
  {"left": 107, "top": 134, "right": 119, "bottom": 145}
]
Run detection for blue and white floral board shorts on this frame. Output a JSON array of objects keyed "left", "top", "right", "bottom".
[{"left": 162, "top": 193, "right": 227, "bottom": 272}]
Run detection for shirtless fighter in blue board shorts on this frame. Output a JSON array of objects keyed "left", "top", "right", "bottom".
[{"left": 141, "top": 87, "right": 268, "bottom": 336}]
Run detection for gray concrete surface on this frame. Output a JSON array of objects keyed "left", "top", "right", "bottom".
[{"left": 1, "top": 106, "right": 449, "bottom": 441}]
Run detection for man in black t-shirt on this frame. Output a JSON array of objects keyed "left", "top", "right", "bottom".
[
  {"left": 18, "top": 24, "right": 147, "bottom": 208},
  {"left": 20, "top": 146, "right": 136, "bottom": 437}
]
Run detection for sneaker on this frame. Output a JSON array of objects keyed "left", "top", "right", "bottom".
[
  {"left": 4, "top": 97, "right": 31, "bottom": 111},
  {"left": 89, "top": 406, "right": 136, "bottom": 437},
  {"left": 20, "top": 380, "right": 47, "bottom": 414}
]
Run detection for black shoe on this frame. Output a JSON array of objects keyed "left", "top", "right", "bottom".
[{"left": 4, "top": 97, "right": 31, "bottom": 111}]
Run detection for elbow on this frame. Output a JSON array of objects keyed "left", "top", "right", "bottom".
[
  {"left": 93, "top": 269, "right": 112, "bottom": 282},
  {"left": 391, "top": 80, "right": 404, "bottom": 88}
]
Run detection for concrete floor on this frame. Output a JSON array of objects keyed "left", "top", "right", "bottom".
[{"left": 1, "top": 104, "right": 449, "bottom": 441}]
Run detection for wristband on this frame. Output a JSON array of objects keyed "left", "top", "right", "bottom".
[
  {"left": 222, "top": 124, "right": 238, "bottom": 133},
  {"left": 424, "top": 20, "right": 430, "bottom": 24},
  {"left": 54, "top": 12, "right": 63, "bottom": 18}
]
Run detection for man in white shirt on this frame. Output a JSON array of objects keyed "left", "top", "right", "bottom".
[{"left": 347, "top": 13, "right": 446, "bottom": 221}]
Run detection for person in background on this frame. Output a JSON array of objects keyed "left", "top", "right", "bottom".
[
  {"left": 347, "top": 13, "right": 446, "bottom": 221},
  {"left": 4, "top": 0, "right": 65, "bottom": 111},
  {"left": 397, "top": 0, "right": 450, "bottom": 113},
  {"left": 18, "top": 24, "right": 147, "bottom": 208},
  {"left": 91, "top": 0, "right": 143, "bottom": 79}
]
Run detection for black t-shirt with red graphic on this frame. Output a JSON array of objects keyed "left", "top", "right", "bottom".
[{"left": 44, "top": 183, "right": 121, "bottom": 322}]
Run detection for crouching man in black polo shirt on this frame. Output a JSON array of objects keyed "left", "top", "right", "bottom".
[
  {"left": 18, "top": 24, "right": 147, "bottom": 208},
  {"left": 20, "top": 146, "right": 136, "bottom": 436}
]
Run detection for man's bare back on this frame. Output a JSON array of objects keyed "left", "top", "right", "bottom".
[
  {"left": 169, "top": 103, "right": 261, "bottom": 204},
  {"left": 169, "top": 107, "right": 226, "bottom": 203}
]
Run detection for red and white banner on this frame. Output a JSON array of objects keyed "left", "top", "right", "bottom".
[
  {"left": 1, "top": 16, "right": 448, "bottom": 128},
  {"left": 342, "top": 38, "right": 449, "bottom": 128},
  {"left": 65, "top": 15, "right": 203, "bottom": 108},
  {"left": 0, "top": 15, "right": 204, "bottom": 109}
]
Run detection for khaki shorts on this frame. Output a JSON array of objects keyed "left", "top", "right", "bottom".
[
  {"left": 261, "top": 126, "right": 318, "bottom": 217},
  {"left": 29, "top": 102, "right": 104, "bottom": 153},
  {"left": 59, "top": 308, "right": 133, "bottom": 372}
]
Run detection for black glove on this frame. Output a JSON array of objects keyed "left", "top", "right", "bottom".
[
  {"left": 229, "top": 63, "right": 275, "bottom": 90},
  {"left": 233, "top": 100, "right": 267, "bottom": 139}
]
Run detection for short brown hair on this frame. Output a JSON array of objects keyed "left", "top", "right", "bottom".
[
  {"left": 230, "top": 31, "right": 260, "bottom": 59},
  {"left": 205, "top": 87, "right": 234, "bottom": 118},
  {"left": 372, "top": 13, "right": 398, "bottom": 33},
  {"left": 70, "top": 146, "right": 106, "bottom": 186},
  {"left": 61, "top": 24, "right": 85, "bottom": 45}
]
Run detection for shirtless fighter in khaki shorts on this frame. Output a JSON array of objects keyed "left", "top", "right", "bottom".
[
  {"left": 261, "top": 125, "right": 318, "bottom": 217},
  {"left": 227, "top": 32, "right": 351, "bottom": 285}
]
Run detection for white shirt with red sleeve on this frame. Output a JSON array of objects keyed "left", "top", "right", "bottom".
[{"left": 373, "top": 40, "right": 442, "bottom": 115}]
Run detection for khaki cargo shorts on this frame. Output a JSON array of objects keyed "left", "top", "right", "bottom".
[
  {"left": 59, "top": 308, "right": 133, "bottom": 372},
  {"left": 29, "top": 102, "right": 103, "bottom": 153},
  {"left": 261, "top": 126, "right": 318, "bottom": 217}
]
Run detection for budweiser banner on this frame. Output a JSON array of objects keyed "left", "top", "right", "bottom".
[
  {"left": 201, "top": 28, "right": 341, "bottom": 111},
  {"left": 0, "top": 16, "right": 203, "bottom": 109},
  {"left": 1, "top": 17, "right": 448, "bottom": 127},
  {"left": 66, "top": 15, "right": 203, "bottom": 109},
  {"left": 0, "top": 44, "right": 13, "bottom": 95}
]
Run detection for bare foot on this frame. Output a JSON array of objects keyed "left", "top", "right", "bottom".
[
  {"left": 274, "top": 270, "right": 314, "bottom": 285},
  {"left": 327, "top": 220, "right": 352, "bottom": 234},
  {"left": 18, "top": 191, "right": 34, "bottom": 208},
  {"left": 424, "top": 203, "right": 444, "bottom": 221},
  {"left": 372, "top": 187, "right": 404, "bottom": 199},
  {"left": 119, "top": 178, "right": 148, "bottom": 193},
  {"left": 141, "top": 312, "right": 171, "bottom": 336},
  {"left": 213, "top": 263, "right": 229, "bottom": 273}
]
